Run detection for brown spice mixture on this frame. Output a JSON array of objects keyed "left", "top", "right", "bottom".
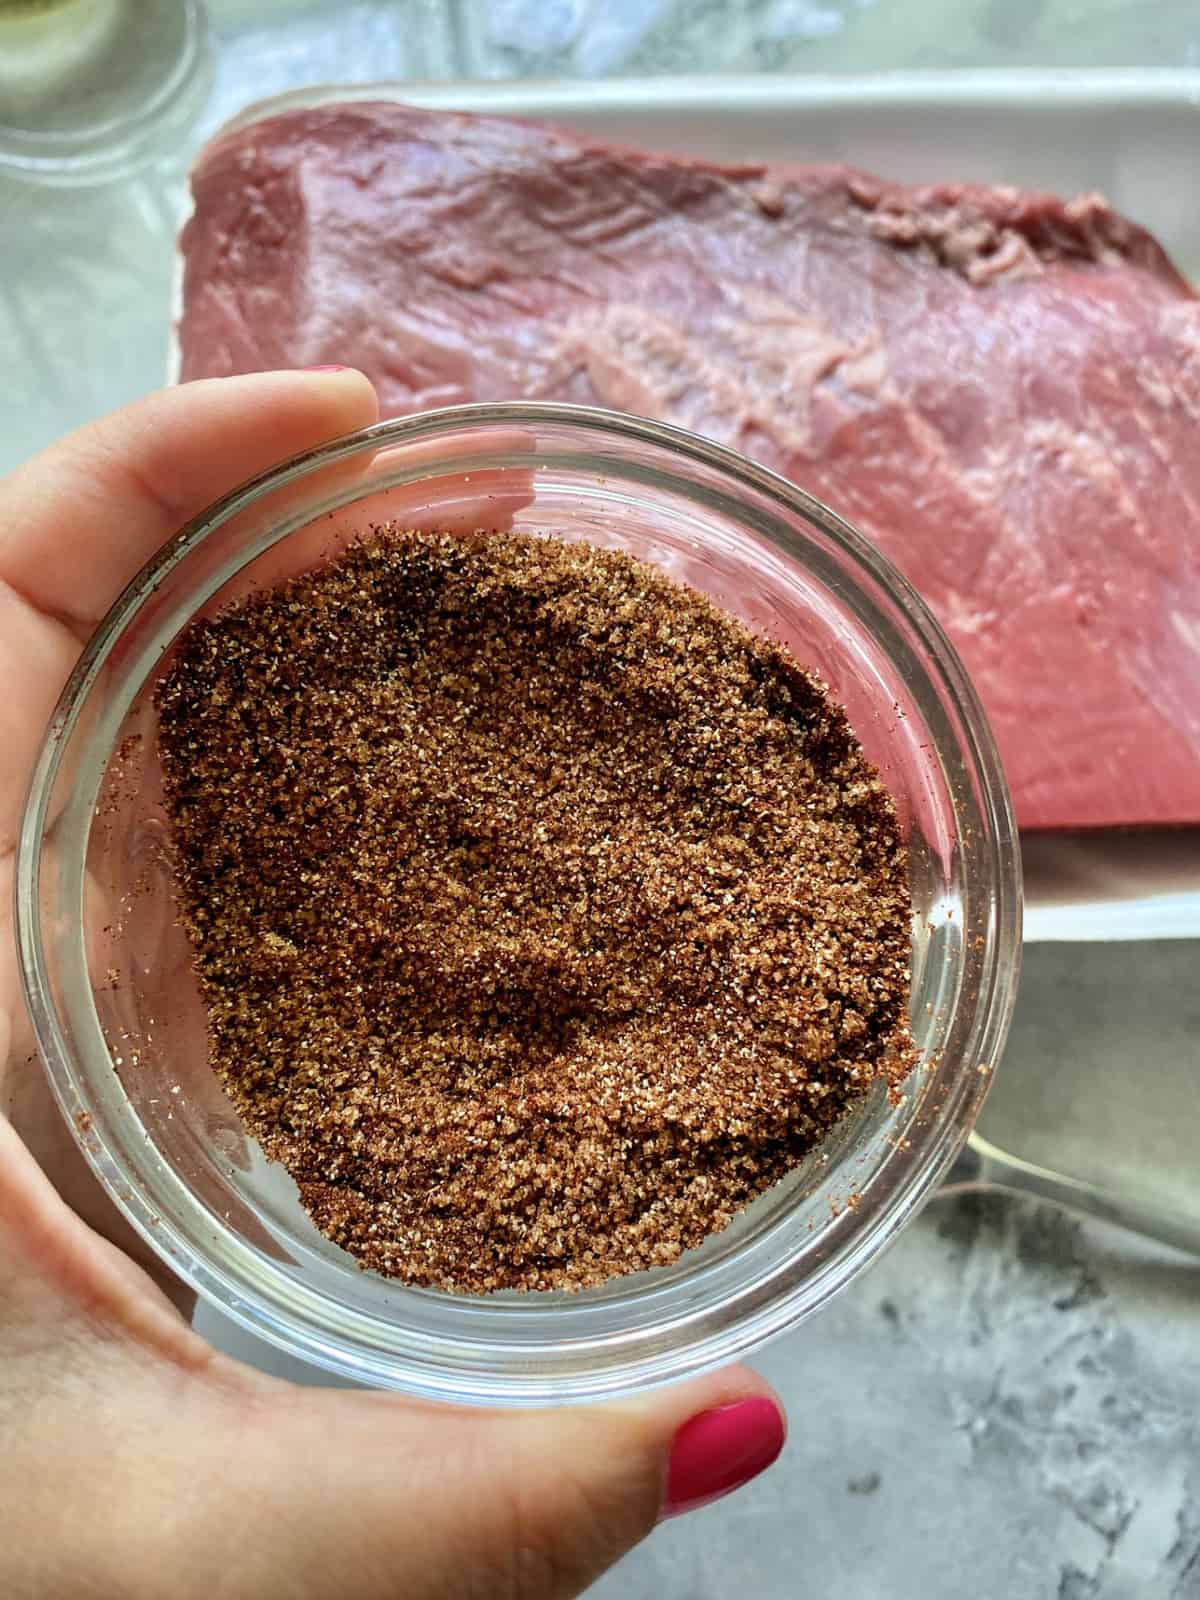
[{"left": 156, "top": 527, "right": 915, "bottom": 1292}]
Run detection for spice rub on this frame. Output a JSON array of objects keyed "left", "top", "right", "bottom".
[{"left": 156, "top": 527, "right": 915, "bottom": 1291}]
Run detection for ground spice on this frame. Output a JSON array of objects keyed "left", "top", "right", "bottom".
[{"left": 156, "top": 526, "right": 915, "bottom": 1292}]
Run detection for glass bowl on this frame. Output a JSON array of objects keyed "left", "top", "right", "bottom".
[
  {"left": 0, "top": 0, "right": 211, "bottom": 188},
  {"left": 16, "top": 402, "right": 1021, "bottom": 1404}
]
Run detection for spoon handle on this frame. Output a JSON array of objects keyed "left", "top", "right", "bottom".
[{"left": 943, "top": 1131, "right": 1200, "bottom": 1259}]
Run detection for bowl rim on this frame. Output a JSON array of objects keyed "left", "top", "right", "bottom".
[{"left": 15, "top": 400, "right": 1022, "bottom": 1401}]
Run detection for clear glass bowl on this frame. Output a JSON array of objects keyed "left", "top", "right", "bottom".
[{"left": 16, "top": 403, "right": 1021, "bottom": 1404}]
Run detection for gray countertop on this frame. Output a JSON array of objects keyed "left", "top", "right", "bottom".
[
  {"left": 6, "top": 4, "right": 1200, "bottom": 1595},
  {"left": 598, "top": 940, "right": 1200, "bottom": 1600}
]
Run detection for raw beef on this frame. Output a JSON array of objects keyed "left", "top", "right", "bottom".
[{"left": 177, "top": 103, "right": 1200, "bottom": 832}]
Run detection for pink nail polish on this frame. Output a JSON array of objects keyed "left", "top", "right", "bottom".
[
  {"left": 660, "top": 1397, "right": 785, "bottom": 1520},
  {"left": 303, "top": 364, "right": 348, "bottom": 372}
]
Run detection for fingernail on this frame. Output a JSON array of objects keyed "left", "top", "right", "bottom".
[
  {"left": 660, "top": 1397, "right": 785, "bottom": 1520},
  {"left": 303, "top": 364, "right": 348, "bottom": 372}
]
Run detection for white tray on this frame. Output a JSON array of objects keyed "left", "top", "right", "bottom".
[{"left": 174, "top": 70, "right": 1200, "bottom": 942}]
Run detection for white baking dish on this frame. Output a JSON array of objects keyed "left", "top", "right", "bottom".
[{"left": 171, "top": 70, "right": 1200, "bottom": 941}]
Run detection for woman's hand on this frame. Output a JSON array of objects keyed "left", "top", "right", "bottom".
[{"left": 0, "top": 372, "right": 785, "bottom": 1600}]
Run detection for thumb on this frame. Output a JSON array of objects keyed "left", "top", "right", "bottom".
[{"left": 182, "top": 1370, "right": 786, "bottom": 1600}]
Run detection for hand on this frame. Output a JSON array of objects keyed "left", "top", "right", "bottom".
[{"left": 0, "top": 373, "right": 786, "bottom": 1600}]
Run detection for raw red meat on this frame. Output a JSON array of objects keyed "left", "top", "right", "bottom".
[{"left": 177, "top": 103, "right": 1200, "bottom": 831}]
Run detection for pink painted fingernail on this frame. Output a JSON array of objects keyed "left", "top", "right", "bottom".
[
  {"left": 660, "top": 1397, "right": 786, "bottom": 1520},
  {"left": 303, "top": 364, "right": 348, "bottom": 372}
]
